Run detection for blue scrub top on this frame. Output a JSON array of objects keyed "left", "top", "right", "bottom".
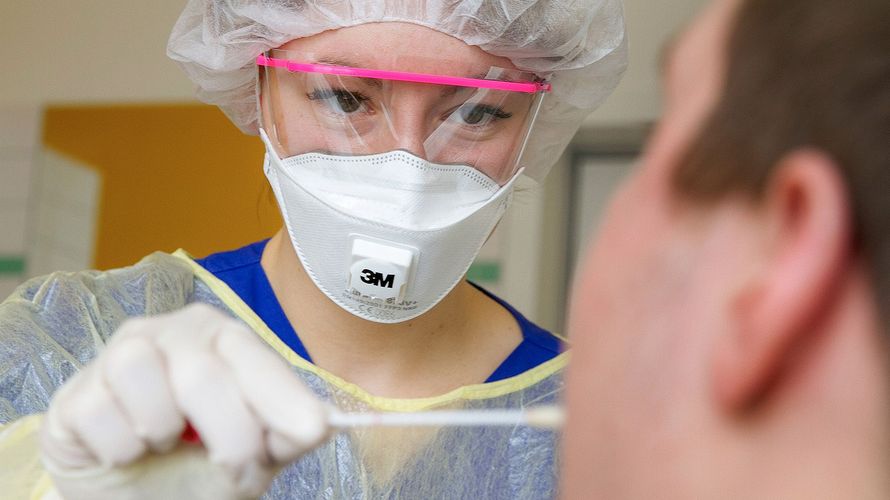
[{"left": 196, "top": 240, "right": 564, "bottom": 382}]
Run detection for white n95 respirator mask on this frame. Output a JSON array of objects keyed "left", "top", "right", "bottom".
[
  {"left": 260, "top": 129, "right": 518, "bottom": 323},
  {"left": 255, "top": 50, "right": 549, "bottom": 322}
]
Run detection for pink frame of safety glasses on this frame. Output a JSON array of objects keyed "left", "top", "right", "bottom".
[{"left": 256, "top": 54, "right": 552, "bottom": 94}]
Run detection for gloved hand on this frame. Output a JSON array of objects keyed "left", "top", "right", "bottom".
[{"left": 39, "top": 303, "right": 331, "bottom": 500}]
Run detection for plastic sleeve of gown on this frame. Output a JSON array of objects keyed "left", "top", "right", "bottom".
[{"left": 0, "top": 251, "right": 568, "bottom": 499}]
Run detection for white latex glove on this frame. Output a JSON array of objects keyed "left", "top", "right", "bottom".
[{"left": 39, "top": 303, "right": 331, "bottom": 500}]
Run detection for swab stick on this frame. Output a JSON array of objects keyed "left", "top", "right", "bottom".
[{"left": 328, "top": 406, "right": 564, "bottom": 430}]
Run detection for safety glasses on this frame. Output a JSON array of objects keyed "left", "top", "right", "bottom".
[
  {"left": 257, "top": 54, "right": 552, "bottom": 94},
  {"left": 257, "top": 49, "right": 550, "bottom": 185}
]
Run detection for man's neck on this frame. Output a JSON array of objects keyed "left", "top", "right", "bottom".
[
  {"left": 718, "top": 268, "right": 890, "bottom": 498},
  {"left": 260, "top": 230, "right": 523, "bottom": 398}
]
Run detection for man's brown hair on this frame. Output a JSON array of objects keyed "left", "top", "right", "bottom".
[{"left": 674, "top": 0, "right": 890, "bottom": 322}]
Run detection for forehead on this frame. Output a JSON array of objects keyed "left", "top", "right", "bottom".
[{"left": 276, "top": 22, "right": 519, "bottom": 76}]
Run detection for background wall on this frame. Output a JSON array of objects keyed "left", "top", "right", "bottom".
[
  {"left": 0, "top": 108, "right": 41, "bottom": 296},
  {"left": 0, "top": 1, "right": 194, "bottom": 107},
  {"left": 41, "top": 105, "right": 279, "bottom": 270},
  {"left": 0, "top": 0, "right": 710, "bottom": 330}
]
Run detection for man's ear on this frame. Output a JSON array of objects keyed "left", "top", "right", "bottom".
[{"left": 712, "top": 149, "right": 852, "bottom": 412}]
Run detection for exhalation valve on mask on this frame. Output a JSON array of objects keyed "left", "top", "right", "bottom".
[{"left": 347, "top": 237, "right": 416, "bottom": 304}]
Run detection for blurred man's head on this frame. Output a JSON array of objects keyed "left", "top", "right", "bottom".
[{"left": 563, "top": 0, "right": 890, "bottom": 497}]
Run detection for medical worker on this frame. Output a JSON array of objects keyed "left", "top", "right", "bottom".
[{"left": 0, "top": 1, "right": 626, "bottom": 498}]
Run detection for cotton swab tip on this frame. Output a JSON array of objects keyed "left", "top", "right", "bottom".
[{"left": 522, "top": 406, "right": 565, "bottom": 429}]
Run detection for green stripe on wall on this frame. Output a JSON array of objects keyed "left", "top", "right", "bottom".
[
  {"left": 0, "top": 256, "right": 26, "bottom": 275},
  {"left": 467, "top": 261, "right": 501, "bottom": 283}
]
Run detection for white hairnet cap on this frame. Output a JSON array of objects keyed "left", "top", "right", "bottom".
[{"left": 167, "top": 0, "right": 628, "bottom": 180}]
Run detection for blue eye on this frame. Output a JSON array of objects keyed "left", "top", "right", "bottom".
[
  {"left": 307, "top": 88, "right": 369, "bottom": 113},
  {"left": 458, "top": 104, "right": 512, "bottom": 125}
]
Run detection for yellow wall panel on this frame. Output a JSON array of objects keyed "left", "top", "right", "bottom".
[{"left": 43, "top": 104, "right": 282, "bottom": 270}]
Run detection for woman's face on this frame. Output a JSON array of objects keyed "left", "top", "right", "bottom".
[{"left": 260, "top": 22, "right": 540, "bottom": 184}]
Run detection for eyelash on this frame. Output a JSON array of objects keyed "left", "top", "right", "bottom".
[
  {"left": 306, "top": 87, "right": 513, "bottom": 124},
  {"left": 468, "top": 105, "right": 512, "bottom": 120},
  {"left": 451, "top": 103, "right": 513, "bottom": 128},
  {"left": 306, "top": 88, "right": 370, "bottom": 106}
]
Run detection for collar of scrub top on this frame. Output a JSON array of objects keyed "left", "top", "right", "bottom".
[{"left": 256, "top": 54, "right": 553, "bottom": 94}]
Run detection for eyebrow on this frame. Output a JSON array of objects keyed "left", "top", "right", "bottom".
[
  {"left": 440, "top": 84, "right": 478, "bottom": 98},
  {"left": 315, "top": 57, "right": 383, "bottom": 89}
]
